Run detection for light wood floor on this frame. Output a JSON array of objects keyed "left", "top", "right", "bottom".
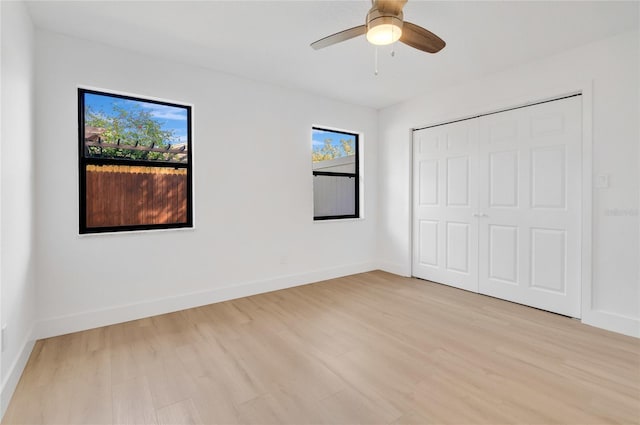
[{"left": 3, "top": 271, "right": 639, "bottom": 424}]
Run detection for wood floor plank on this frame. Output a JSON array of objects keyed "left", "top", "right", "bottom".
[
  {"left": 156, "top": 399, "right": 202, "bottom": 425},
  {"left": 67, "top": 349, "right": 113, "bottom": 424},
  {"left": 187, "top": 375, "right": 240, "bottom": 425},
  {"left": 145, "top": 350, "right": 199, "bottom": 410},
  {"left": 3, "top": 271, "right": 639, "bottom": 425},
  {"left": 319, "top": 387, "right": 402, "bottom": 424},
  {"left": 112, "top": 376, "right": 158, "bottom": 425}
]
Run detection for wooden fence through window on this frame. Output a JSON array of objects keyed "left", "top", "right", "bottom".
[{"left": 85, "top": 164, "right": 187, "bottom": 228}]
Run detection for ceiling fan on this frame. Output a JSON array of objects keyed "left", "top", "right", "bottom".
[{"left": 310, "top": 0, "right": 445, "bottom": 54}]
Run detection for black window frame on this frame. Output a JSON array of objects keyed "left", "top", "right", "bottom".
[
  {"left": 78, "top": 88, "right": 193, "bottom": 234},
  {"left": 312, "top": 126, "right": 360, "bottom": 221}
]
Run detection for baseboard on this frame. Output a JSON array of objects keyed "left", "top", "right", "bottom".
[
  {"left": 582, "top": 308, "right": 640, "bottom": 338},
  {"left": 377, "top": 260, "right": 411, "bottom": 277},
  {"left": 37, "top": 261, "right": 376, "bottom": 340},
  {"left": 1, "top": 324, "right": 36, "bottom": 420}
]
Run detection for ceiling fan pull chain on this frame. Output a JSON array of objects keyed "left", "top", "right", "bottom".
[{"left": 374, "top": 46, "right": 379, "bottom": 76}]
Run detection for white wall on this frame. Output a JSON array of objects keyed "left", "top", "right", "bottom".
[
  {"left": 0, "top": 0, "right": 37, "bottom": 416},
  {"left": 35, "top": 31, "right": 378, "bottom": 338},
  {"left": 378, "top": 29, "right": 639, "bottom": 337}
]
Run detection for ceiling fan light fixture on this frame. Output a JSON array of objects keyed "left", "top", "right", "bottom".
[
  {"left": 366, "top": 16, "right": 402, "bottom": 46},
  {"left": 310, "top": 0, "right": 445, "bottom": 54}
]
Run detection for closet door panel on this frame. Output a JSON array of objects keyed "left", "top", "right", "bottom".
[
  {"left": 413, "top": 120, "right": 479, "bottom": 292},
  {"left": 478, "top": 96, "right": 581, "bottom": 318}
]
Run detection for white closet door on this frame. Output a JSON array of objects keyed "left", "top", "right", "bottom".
[
  {"left": 477, "top": 96, "right": 582, "bottom": 317},
  {"left": 412, "top": 96, "right": 582, "bottom": 318},
  {"left": 412, "top": 120, "right": 479, "bottom": 292}
]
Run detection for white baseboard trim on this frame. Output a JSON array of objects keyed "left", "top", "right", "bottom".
[
  {"left": 37, "top": 261, "right": 376, "bottom": 340},
  {"left": 1, "top": 324, "right": 36, "bottom": 420},
  {"left": 582, "top": 308, "right": 640, "bottom": 338},
  {"left": 377, "top": 260, "right": 411, "bottom": 277}
]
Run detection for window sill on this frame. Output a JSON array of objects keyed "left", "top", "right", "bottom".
[
  {"left": 313, "top": 217, "right": 365, "bottom": 223},
  {"left": 78, "top": 226, "right": 196, "bottom": 237}
]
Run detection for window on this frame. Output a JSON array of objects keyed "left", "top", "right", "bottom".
[
  {"left": 78, "top": 89, "right": 192, "bottom": 234},
  {"left": 312, "top": 127, "right": 359, "bottom": 220}
]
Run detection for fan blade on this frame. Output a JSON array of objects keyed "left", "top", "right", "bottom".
[
  {"left": 311, "top": 25, "right": 367, "bottom": 50},
  {"left": 400, "top": 21, "right": 446, "bottom": 53},
  {"left": 375, "top": 0, "right": 407, "bottom": 15}
]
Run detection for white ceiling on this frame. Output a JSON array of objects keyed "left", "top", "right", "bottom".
[{"left": 26, "top": 1, "right": 639, "bottom": 109}]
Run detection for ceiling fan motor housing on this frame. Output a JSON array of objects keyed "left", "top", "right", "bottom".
[{"left": 366, "top": 7, "right": 404, "bottom": 32}]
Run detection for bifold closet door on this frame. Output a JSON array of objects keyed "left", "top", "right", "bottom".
[
  {"left": 412, "top": 119, "right": 479, "bottom": 292},
  {"left": 477, "top": 96, "right": 582, "bottom": 317},
  {"left": 413, "top": 95, "right": 581, "bottom": 318}
]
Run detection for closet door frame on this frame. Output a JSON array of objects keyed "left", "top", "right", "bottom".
[{"left": 410, "top": 84, "right": 593, "bottom": 322}]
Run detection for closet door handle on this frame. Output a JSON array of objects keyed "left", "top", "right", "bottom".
[{"left": 472, "top": 213, "right": 489, "bottom": 218}]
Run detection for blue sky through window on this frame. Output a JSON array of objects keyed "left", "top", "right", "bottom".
[
  {"left": 312, "top": 128, "right": 356, "bottom": 160},
  {"left": 85, "top": 93, "right": 188, "bottom": 143}
]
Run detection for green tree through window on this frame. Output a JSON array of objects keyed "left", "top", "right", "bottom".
[
  {"left": 312, "top": 138, "right": 354, "bottom": 162},
  {"left": 85, "top": 103, "right": 183, "bottom": 162}
]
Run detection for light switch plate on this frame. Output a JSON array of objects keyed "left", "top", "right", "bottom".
[
  {"left": 595, "top": 174, "right": 609, "bottom": 188},
  {"left": 1, "top": 324, "right": 6, "bottom": 352}
]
